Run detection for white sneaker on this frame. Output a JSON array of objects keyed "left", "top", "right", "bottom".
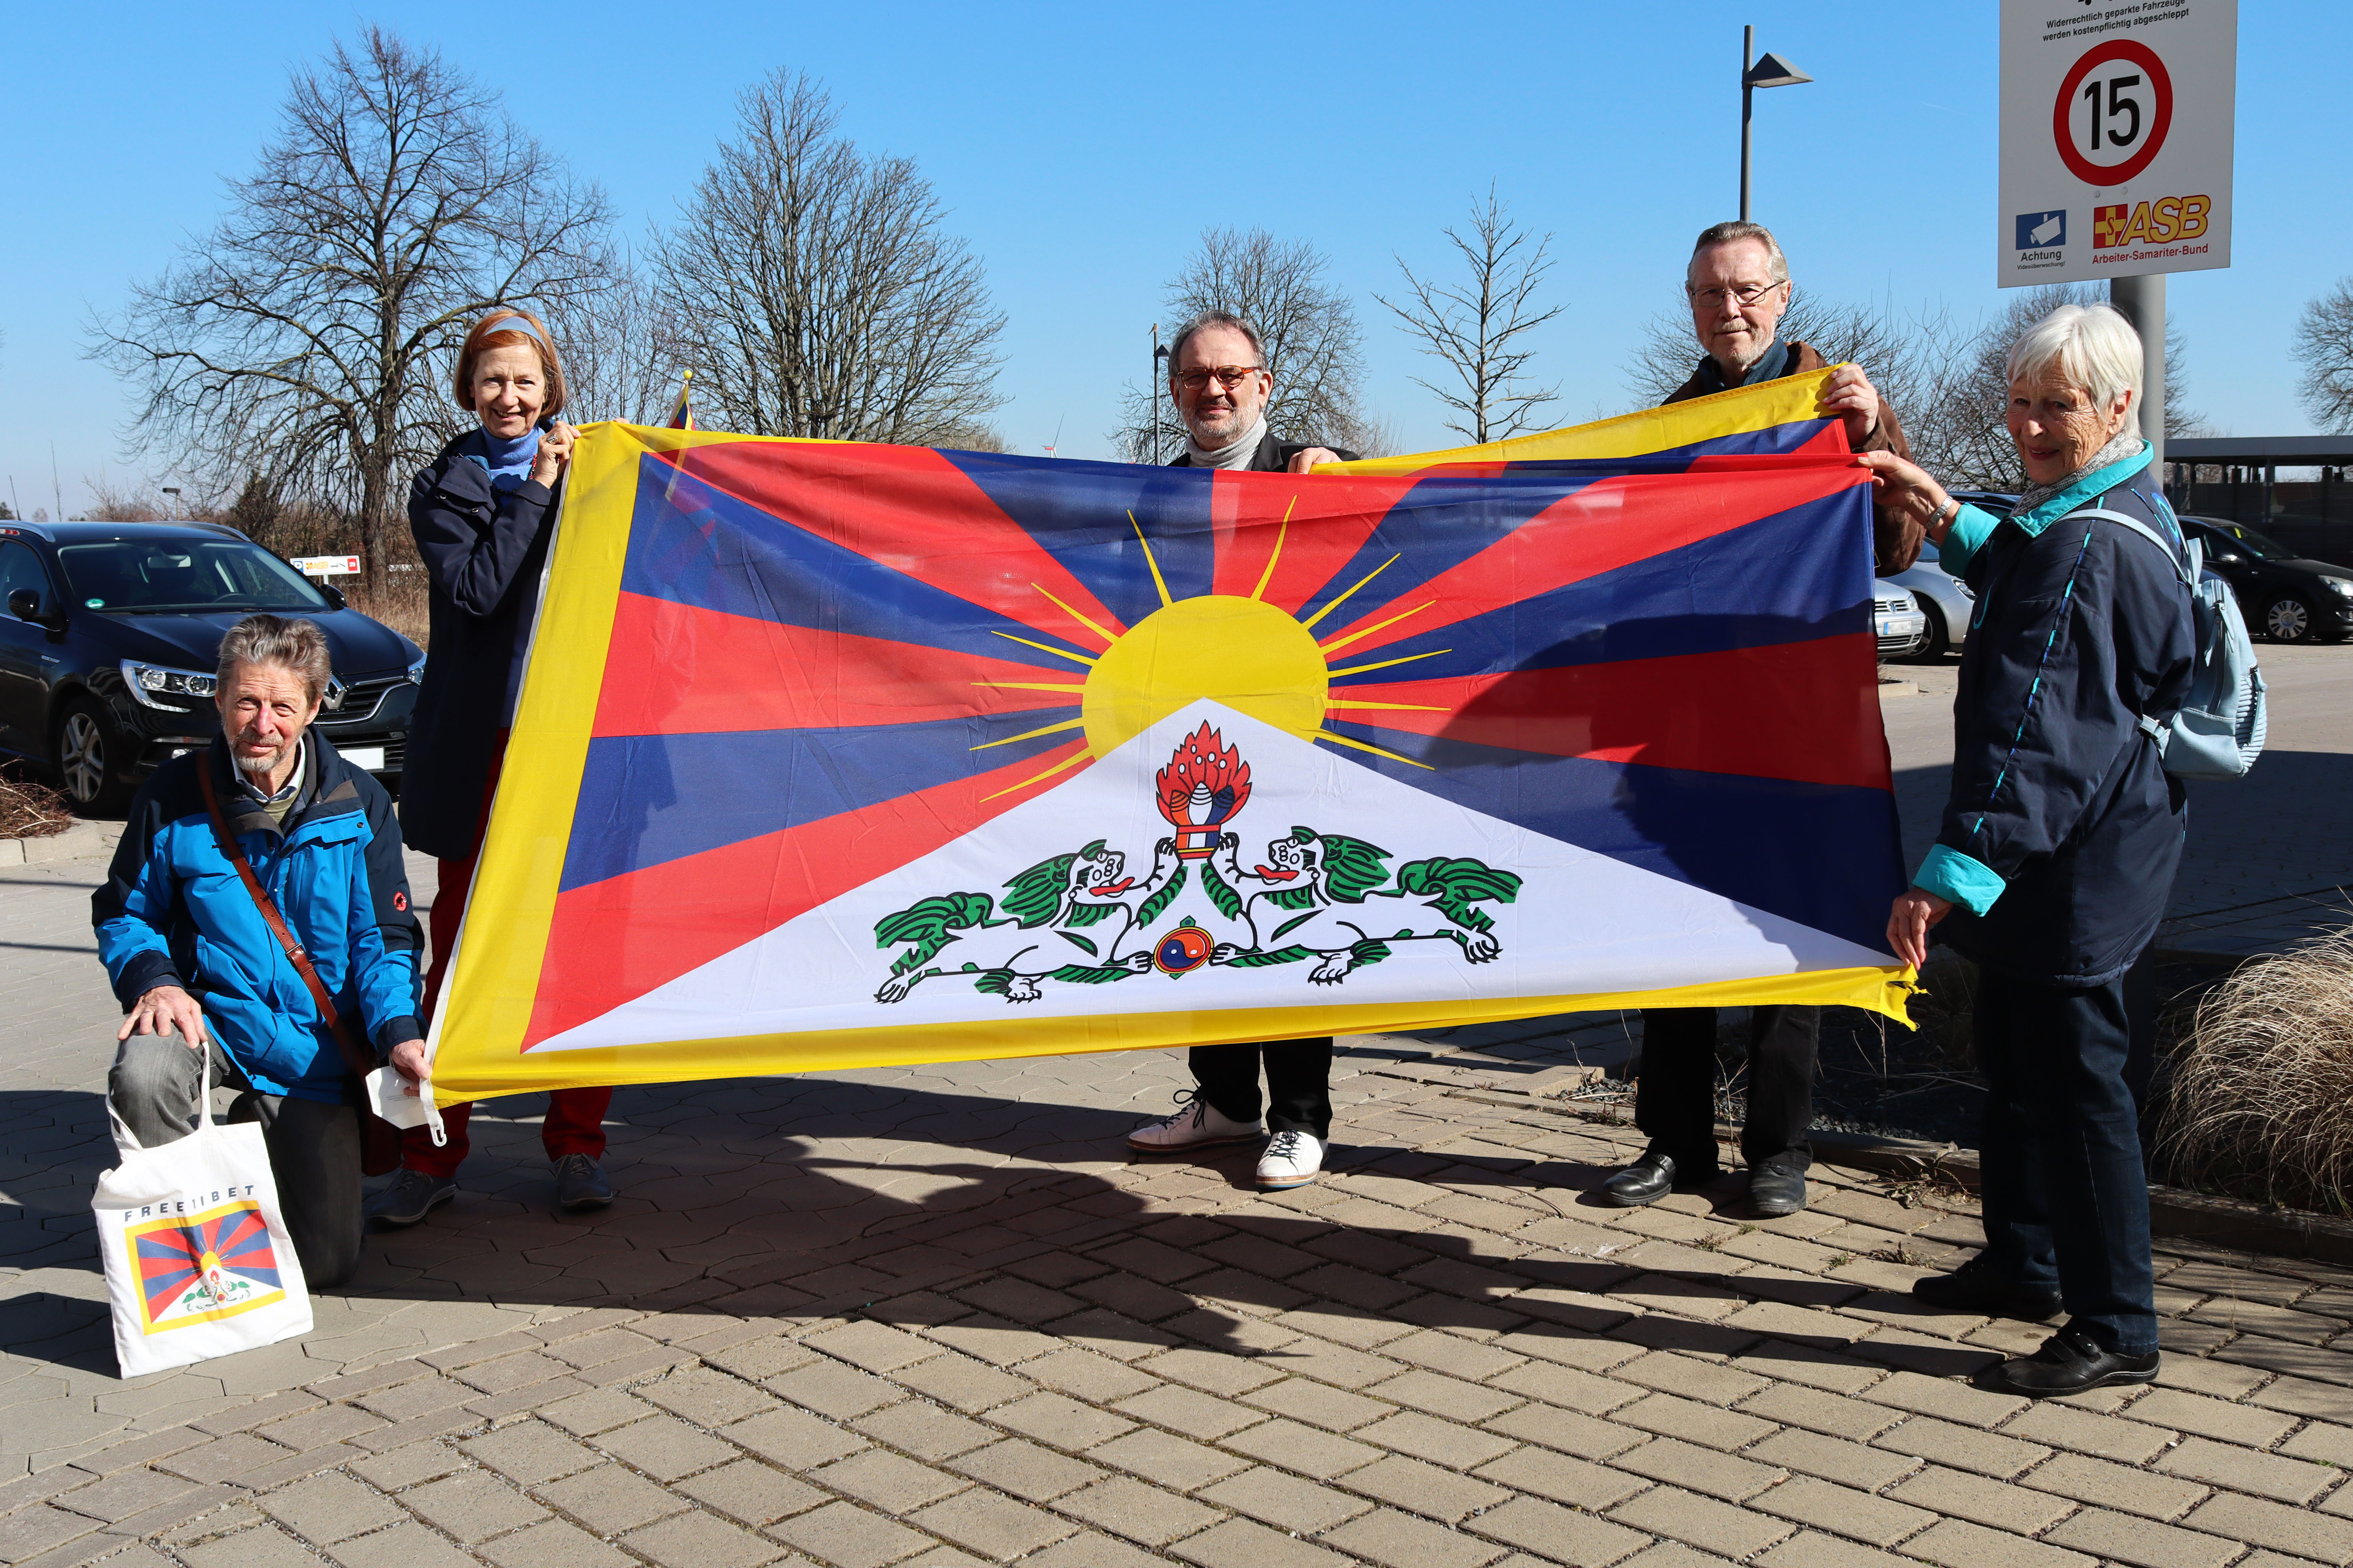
[
  {"left": 1256, "top": 1130, "right": 1325, "bottom": 1189},
  {"left": 1127, "top": 1091, "right": 1263, "bottom": 1153}
]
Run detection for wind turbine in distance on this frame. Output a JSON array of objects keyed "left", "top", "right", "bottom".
[{"left": 1042, "top": 416, "right": 1065, "bottom": 459}]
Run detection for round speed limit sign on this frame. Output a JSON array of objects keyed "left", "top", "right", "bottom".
[{"left": 2052, "top": 39, "right": 2174, "bottom": 186}]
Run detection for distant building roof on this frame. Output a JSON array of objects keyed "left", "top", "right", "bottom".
[{"left": 2168, "top": 436, "right": 2353, "bottom": 465}]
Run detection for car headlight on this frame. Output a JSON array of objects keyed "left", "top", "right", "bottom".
[
  {"left": 406, "top": 651, "right": 428, "bottom": 683},
  {"left": 2328, "top": 578, "right": 2353, "bottom": 598},
  {"left": 120, "top": 659, "right": 218, "bottom": 709}
]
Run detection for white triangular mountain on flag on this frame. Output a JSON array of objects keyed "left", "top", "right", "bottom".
[{"left": 530, "top": 701, "right": 1890, "bottom": 1053}]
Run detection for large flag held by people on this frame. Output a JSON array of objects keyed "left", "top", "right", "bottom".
[{"left": 423, "top": 372, "right": 1909, "bottom": 1101}]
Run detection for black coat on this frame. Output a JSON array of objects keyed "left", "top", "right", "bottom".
[
  {"left": 401, "top": 429, "right": 559, "bottom": 861},
  {"left": 1169, "top": 431, "right": 1361, "bottom": 470},
  {"left": 1930, "top": 463, "right": 2196, "bottom": 986}
]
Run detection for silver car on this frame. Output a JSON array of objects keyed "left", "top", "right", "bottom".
[
  {"left": 1874, "top": 580, "right": 1929, "bottom": 659},
  {"left": 1890, "top": 541, "right": 1978, "bottom": 660}
]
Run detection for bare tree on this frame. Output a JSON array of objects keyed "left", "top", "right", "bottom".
[
  {"left": 545, "top": 250, "right": 685, "bottom": 427},
  {"left": 2294, "top": 278, "right": 2353, "bottom": 433},
  {"left": 1376, "top": 189, "right": 1562, "bottom": 444},
  {"left": 93, "top": 28, "right": 614, "bottom": 595},
  {"left": 1109, "top": 227, "right": 1371, "bottom": 461},
  {"left": 657, "top": 71, "right": 1005, "bottom": 444}
]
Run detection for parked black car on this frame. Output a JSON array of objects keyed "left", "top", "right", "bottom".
[
  {"left": 2176, "top": 515, "right": 2353, "bottom": 644},
  {"left": 0, "top": 521, "right": 423, "bottom": 810}
]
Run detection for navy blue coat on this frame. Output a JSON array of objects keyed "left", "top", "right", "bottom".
[
  {"left": 1915, "top": 446, "right": 2196, "bottom": 987},
  {"left": 402, "top": 429, "right": 560, "bottom": 861},
  {"left": 94, "top": 733, "right": 424, "bottom": 1103}
]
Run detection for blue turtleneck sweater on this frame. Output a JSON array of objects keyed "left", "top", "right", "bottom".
[{"left": 466, "top": 427, "right": 541, "bottom": 492}]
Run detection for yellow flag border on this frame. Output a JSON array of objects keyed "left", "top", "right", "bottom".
[{"left": 1321, "top": 368, "right": 1839, "bottom": 475}]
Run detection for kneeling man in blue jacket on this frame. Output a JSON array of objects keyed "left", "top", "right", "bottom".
[{"left": 96, "top": 614, "right": 427, "bottom": 1289}]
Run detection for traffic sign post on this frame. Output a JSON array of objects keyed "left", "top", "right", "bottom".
[{"left": 1999, "top": 0, "right": 2237, "bottom": 474}]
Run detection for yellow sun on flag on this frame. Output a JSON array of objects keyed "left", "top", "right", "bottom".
[{"left": 968, "top": 504, "right": 1451, "bottom": 797}]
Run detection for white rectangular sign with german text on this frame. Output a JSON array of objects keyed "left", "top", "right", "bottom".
[{"left": 1997, "top": 0, "right": 2235, "bottom": 286}]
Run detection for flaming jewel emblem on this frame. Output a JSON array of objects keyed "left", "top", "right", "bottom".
[{"left": 1156, "top": 723, "right": 1253, "bottom": 860}]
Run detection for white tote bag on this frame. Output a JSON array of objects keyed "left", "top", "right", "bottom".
[{"left": 94, "top": 1055, "right": 313, "bottom": 1376}]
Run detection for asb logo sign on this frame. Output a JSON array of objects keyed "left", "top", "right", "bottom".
[
  {"left": 2093, "top": 196, "right": 2211, "bottom": 250},
  {"left": 2015, "top": 211, "right": 2066, "bottom": 250}
]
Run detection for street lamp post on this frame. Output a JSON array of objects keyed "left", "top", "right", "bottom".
[
  {"left": 161, "top": 487, "right": 182, "bottom": 520},
  {"left": 1151, "top": 324, "right": 1170, "bottom": 465},
  {"left": 1739, "top": 25, "right": 1813, "bottom": 222}
]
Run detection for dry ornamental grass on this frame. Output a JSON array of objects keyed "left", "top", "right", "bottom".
[
  {"left": 0, "top": 768, "right": 74, "bottom": 840},
  {"left": 2159, "top": 922, "right": 2353, "bottom": 1213},
  {"left": 344, "top": 569, "right": 430, "bottom": 650}
]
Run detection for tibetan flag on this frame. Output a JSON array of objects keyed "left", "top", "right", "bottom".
[
  {"left": 664, "top": 370, "right": 695, "bottom": 432},
  {"left": 424, "top": 384, "right": 1908, "bottom": 1103}
]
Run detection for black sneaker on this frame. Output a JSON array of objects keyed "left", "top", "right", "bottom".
[
  {"left": 364, "top": 1169, "right": 456, "bottom": 1228},
  {"left": 1995, "top": 1321, "right": 2159, "bottom": 1398},
  {"left": 1912, "top": 1254, "right": 2063, "bottom": 1321},
  {"left": 553, "top": 1152, "right": 615, "bottom": 1212}
]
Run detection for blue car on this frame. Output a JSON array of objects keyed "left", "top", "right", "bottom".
[{"left": 0, "top": 520, "right": 423, "bottom": 811}]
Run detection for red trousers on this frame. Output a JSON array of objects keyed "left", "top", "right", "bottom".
[{"left": 400, "top": 743, "right": 610, "bottom": 1179}]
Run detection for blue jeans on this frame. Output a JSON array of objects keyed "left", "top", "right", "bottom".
[{"left": 1973, "top": 966, "right": 2158, "bottom": 1355}]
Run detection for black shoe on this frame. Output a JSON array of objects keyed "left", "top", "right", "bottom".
[
  {"left": 1747, "top": 1164, "right": 1807, "bottom": 1217},
  {"left": 554, "top": 1152, "right": 615, "bottom": 1212},
  {"left": 365, "top": 1170, "right": 456, "bottom": 1228},
  {"left": 1912, "top": 1254, "right": 2064, "bottom": 1321},
  {"left": 1602, "top": 1149, "right": 1713, "bottom": 1207},
  {"left": 1995, "top": 1321, "right": 2159, "bottom": 1398}
]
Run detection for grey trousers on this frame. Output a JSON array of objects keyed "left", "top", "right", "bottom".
[{"left": 108, "top": 1032, "right": 365, "bottom": 1290}]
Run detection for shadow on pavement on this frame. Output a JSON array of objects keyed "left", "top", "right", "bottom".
[{"left": 6, "top": 1074, "right": 1994, "bottom": 1391}]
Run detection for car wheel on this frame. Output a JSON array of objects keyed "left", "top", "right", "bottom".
[
  {"left": 1900, "top": 602, "right": 1950, "bottom": 664},
  {"left": 55, "top": 697, "right": 129, "bottom": 813},
  {"left": 2263, "top": 594, "right": 2316, "bottom": 643}
]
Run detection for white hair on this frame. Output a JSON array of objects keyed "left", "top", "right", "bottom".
[
  {"left": 2008, "top": 302, "right": 2143, "bottom": 411},
  {"left": 1690, "top": 220, "right": 1789, "bottom": 286}
]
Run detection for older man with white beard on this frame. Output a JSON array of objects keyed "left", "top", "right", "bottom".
[{"left": 96, "top": 613, "right": 425, "bottom": 1288}]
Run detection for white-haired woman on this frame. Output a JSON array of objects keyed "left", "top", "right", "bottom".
[{"left": 1859, "top": 303, "right": 2195, "bottom": 1399}]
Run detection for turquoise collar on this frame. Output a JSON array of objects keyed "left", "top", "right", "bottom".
[{"left": 2010, "top": 441, "right": 2153, "bottom": 536}]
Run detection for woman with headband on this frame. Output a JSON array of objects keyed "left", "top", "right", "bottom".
[{"left": 367, "top": 307, "right": 619, "bottom": 1228}]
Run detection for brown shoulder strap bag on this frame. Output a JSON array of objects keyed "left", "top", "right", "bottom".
[{"left": 197, "top": 758, "right": 404, "bottom": 1176}]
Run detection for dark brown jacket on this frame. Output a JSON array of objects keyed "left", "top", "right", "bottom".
[{"left": 1665, "top": 339, "right": 1922, "bottom": 574}]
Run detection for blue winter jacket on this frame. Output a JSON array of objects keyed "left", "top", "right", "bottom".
[
  {"left": 93, "top": 732, "right": 425, "bottom": 1103},
  {"left": 1913, "top": 442, "right": 2196, "bottom": 986}
]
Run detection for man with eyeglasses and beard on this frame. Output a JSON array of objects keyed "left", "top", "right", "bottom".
[
  {"left": 1601, "top": 220, "right": 1921, "bottom": 1222},
  {"left": 1159, "top": 310, "right": 1360, "bottom": 475},
  {"left": 1123, "top": 309, "right": 1357, "bottom": 1192}
]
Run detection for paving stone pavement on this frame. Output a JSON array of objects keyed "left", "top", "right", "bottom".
[{"left": 7, "top": 649, "right": 2353, "bottom": 1567}]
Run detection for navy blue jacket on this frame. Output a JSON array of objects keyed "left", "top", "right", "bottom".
[
  {"left": 1915, "top": 445, "right": 2195, "bottom": 986},
  {"left": 402, "top": 428, "right": 560, "bottom": 860},
  {"left": 94, "top": 733, "right": 424, "bottom": 1103}
]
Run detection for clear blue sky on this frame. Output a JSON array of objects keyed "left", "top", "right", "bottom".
[{"left": 2, "top": 2, "right": 2336, "bottom": 516}]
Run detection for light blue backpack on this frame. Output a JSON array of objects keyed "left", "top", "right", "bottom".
[{"left": 2078, "top": 506, "right": 2267, "bottom": 780}]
